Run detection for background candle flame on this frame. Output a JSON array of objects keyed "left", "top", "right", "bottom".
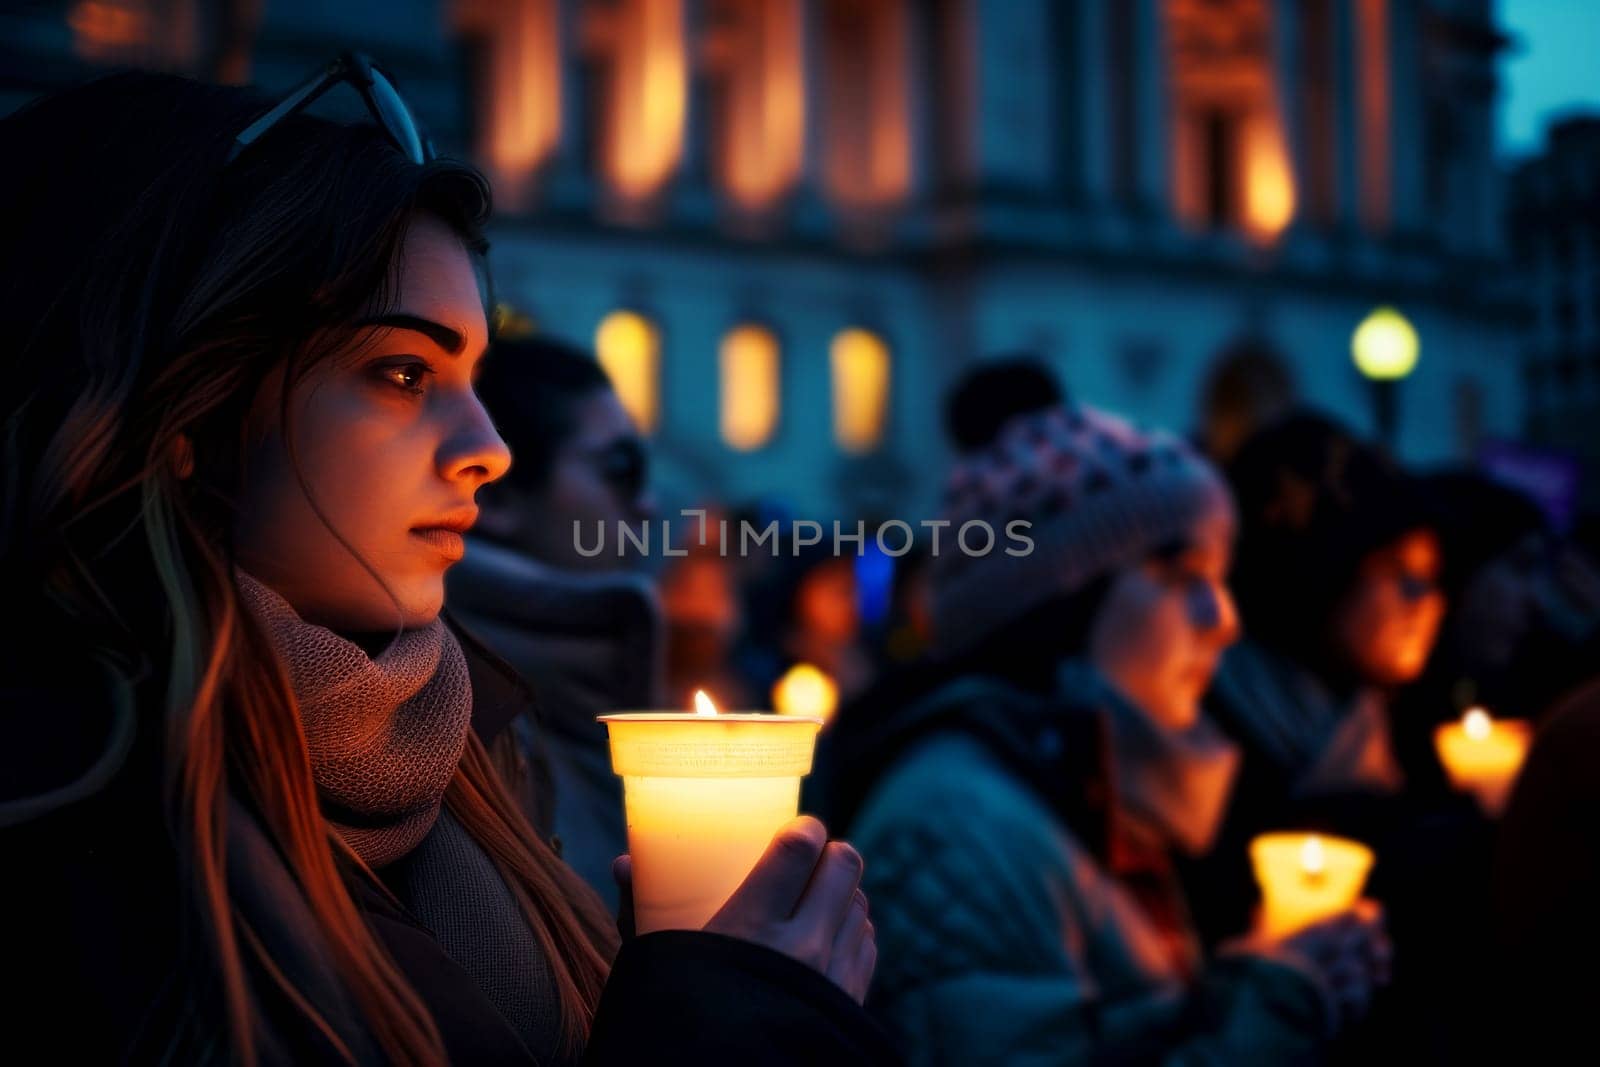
[
  {"left": 1464, "top": 707, "right": 1492, "bottom": 741},
  {"left": 693, "top": 690, "right": 719, "bottom": 716},
  {"left": 1300, "top": 834, "right": 1326, "bottom": 875}
]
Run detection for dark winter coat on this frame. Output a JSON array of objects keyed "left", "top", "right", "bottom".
[{"left": 0, "top": 607, "right": 895, "bottom": 1065}]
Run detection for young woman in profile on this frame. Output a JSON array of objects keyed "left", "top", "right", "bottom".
[{"left": 0, "top": 61, "right": 884, "bottom": 1065}]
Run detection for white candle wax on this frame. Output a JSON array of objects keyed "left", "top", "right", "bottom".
[
  {"left": 599, "top": 709, "right": 823, "bottom": 933},
  {"left": 1433, "top": 708, "right": 1533, "bottom": 817},
  {"left": 1250, "top": 832, "right": 1375, "bottom": 939}
]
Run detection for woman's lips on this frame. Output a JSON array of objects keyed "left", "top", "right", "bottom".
[{"left": 411, "top": 527, "right": 466, "bottom": 561}]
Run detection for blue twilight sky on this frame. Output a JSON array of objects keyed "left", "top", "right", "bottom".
[{"left": 1497, "top": 0, "right": 1600, "bottom": 158}]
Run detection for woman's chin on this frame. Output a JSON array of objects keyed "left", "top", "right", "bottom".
[{"left": 306, "top": 580, "right": 444, "bottom": 633}]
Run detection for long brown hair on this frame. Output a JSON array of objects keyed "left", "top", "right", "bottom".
[{"left": 0, "top": 72, "right": 614, "bottom": 1064}]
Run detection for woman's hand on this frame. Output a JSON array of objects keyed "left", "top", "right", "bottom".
[
  {"left": 614, "top": 816, "right": 876, "bottom": 1003},
  {"left": 704, "top": 816, "right": 876, "bottom": 1003},
  {"left": 1231, "top": 899, "right": 1392, "bottom": 1033}
]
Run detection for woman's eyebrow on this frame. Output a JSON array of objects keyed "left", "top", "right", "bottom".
[{"left": 357, "top": 313, "right": 465, "bottom": 355}]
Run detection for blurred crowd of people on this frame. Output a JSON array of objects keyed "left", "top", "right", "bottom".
[
  {"left": 469, "top": 336, "right": 1600, "bottom": 1064},
  {"left": 9, "top": 66, "right": 1600, "bottom": 1067}
]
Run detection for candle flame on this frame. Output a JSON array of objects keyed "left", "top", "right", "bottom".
[
  {"left": 1463, "top": 707, "right": 1492, "bottom": 741},
  {"left": 693, "top": 690, "right": 719, "bottom": 717},
  {"left": 1300, "top": 835, "right": 1326, "bottom": 876}
]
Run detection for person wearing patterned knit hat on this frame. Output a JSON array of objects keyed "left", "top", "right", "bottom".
[{"left": 815, "top": 400, "right": 1391, "bottom": 1065}]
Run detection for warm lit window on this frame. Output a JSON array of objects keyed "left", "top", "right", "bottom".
[
  {"left": 595, "top": 310, "right": 660, "bottom": 434},
  {"left": 830, "top": 328, "right": 890, "bottom": 453},
  {"left": 456, "top": 0, "right": 562, "bottom": 208},
  {"left": 704, "top": 0, "right": 806, "bottom": 211},
  {"left": 584, "top": 0, "right": 687, "bottom": 202},
  {"left": 719, "top": 325, "right": 781, "bottom": 450},
  {"left": 1166, "top": 0, "right": 1295, "bottom": 242},
  {"left": 819, "top": 0, "right": 911, "bottom": 212}
]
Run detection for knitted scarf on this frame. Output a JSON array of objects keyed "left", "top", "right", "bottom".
[{"left": 236, "top": 570, "right": 474, "bottom": 868}]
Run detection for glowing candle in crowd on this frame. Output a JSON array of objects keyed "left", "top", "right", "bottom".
[
  {"left": 599, "top": 691, "right": 823, "bottom": 933},
  {"left": 1250, "top": 832, "right": 1376, "bottom": 939},
  {"left": 1433, "top": 707, "right": 1533, "bottom": 817},
  {"left": 772, "top": 662, "right": 839, "bottom": 726}
]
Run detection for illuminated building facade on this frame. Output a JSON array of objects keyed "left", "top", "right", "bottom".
[{"left": 1, "top": 0, "right": 1526, "bottom": 519}]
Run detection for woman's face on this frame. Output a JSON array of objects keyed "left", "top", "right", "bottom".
[
  {"left": 234, "top": 215, "right": 510, "bottom": 632},
  {"left": 1332, "top": 528, "right": 1446, "bottom": 686},
  {"left": 1089, "top": 507, "right": 1240, "bottom": 730}
]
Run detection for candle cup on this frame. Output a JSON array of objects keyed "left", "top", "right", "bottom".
[
  {"left": 1433, "top": 715, "right": 1533, "bottom": 818},
  {"left": 599, "top": 712, "right": 823, "bottom": 933},
  {"left": 1249, "top": 833, "right": 1375, "bottom": 939}
]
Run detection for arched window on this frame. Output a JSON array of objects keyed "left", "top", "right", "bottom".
[
  {"left": 719, "top": 324, "right": 781, "bottom": 450},
  {"left": 595, "top": 310, "right": 661, "bottom": 434},
  {"left": 584, "top": 0, "right": 687, "bottom": 202},
  {"left": 704, "top": 0, "right": 806, "bottom": 211},
  {"left": 830, "top": 328, "right": 890, "bottom": 453}
]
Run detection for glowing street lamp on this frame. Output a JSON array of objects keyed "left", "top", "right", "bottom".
[{"left": 1351, "top": 306, "right": 1419, "bottom": 446}]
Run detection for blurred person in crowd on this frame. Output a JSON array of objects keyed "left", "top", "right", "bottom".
[
  {"left": 1196, "top": 338, "right": 1299, "bottom": 464},
  {"left": 784, "top": 551, "right": 876, "bottom": 705},
  {"left": 1491, "top": 674, "right": 1600, "bottom": 1061},
  {"left": 659, "top": 536, "right": 755, "bottom": 710},
  {"left": 1395, "top": 469, "right": 1600, "bottom": 736},
  {"left": 942, "top": 353, "right": 1065, "bottom": 456},
  {"left": 879, "top": 543, "right": 934, "bottom": 667},
  {"left": 449, "top": 336, "right": 664, "bottom": 908},
  {"left": 1192, "top": 412, "right": 1483, "bottom": 1062},
  {"left": 0, "top": 70, "right": 888, "bottom": 1064},
  {"left": 816, "top": 403, "right": 1388, "bottom": 1064},
  {"left": 1204, "top": 412, "right": 1447, "bottom": 840},
  {"left": 469, "top": 337, "right": 655, "bottom": 573}
]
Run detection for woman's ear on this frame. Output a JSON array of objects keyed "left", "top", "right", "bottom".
[{"left": 169, "top": 433, "right": 196, "bottom": 480}]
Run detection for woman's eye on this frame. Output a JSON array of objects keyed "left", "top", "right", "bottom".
[{"left": 375, "top": 360, "right": 433, "bottom": 395}]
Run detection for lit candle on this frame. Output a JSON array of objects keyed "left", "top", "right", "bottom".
[
  {"left": 1433, "top": 707, "right": 1533, "bottom": 817},
  {"left": 599, "top": 691, "right": 824, "bottom": 933},
  {"left": 771, "top": 662, "right": 839, "bottom": 726},
  {"left": 1250, "top": 832, "right": 1375, "bottom": 939}
]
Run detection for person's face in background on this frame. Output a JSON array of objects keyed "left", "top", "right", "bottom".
[
  {"left": 1332, "top": 528, "right": 1446, "bottom": 686},
  {"left": 521, "top": 389, "right": 655, "bottom": 573},
  {"left": 1090, "top": 507, "right": 1240, "bottom": 730},
  {"left": 234, "top": 215, "right": 510, "bottom": 631}
]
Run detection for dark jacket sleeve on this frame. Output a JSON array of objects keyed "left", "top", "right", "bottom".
[{"left": 586, "top": 931, "right": 901, "bottom": 1065}]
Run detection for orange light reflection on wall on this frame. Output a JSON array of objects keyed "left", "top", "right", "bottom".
[
  {"left": 1243, "top": 113, "right": 1295, "bottom": 240},
  {"left": 1356, "top": 0, "right": 1392, "bottom": 233},
  {"left": 821, "top": 0, "right": 911, "bottom": 212},
  {"left": 599, "top": 0, "right": 688, "bottom": 201},
  {"left": 458, "top": 0, "right": 562, "bottom": 207},
  {"left": 710, "top": 0, "right": 806, "bottom": 211}
]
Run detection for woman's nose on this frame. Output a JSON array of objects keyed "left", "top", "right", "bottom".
[
  {"left": 440, "top": 393, "right": 512, "bottom": 486},
  {"left": 1193, "top": 581, "right": 1241, "bottom": 645}
]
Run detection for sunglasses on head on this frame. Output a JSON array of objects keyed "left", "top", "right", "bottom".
[{"left": 228, "top": 51, "right": 433, "bottom": 166}]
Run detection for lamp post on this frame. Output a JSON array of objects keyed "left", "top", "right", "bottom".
[{"left": 1351, "top": 306, "right": 1420, "bottom": 449}]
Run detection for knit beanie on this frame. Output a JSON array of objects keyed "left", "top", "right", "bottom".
[{"left": 930, "top": 402, "right": 1234, "bottom": 657}]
